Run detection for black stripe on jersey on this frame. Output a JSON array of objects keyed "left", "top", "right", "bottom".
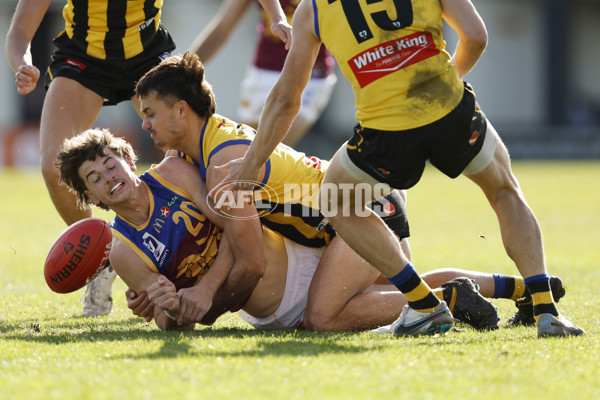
[
  {"left": 262, "top": 202, "right": 324, "bottom": 228},
  {"left": 71, "top": 0, "right": 90, "bottom": 53},
  {"left": 104, "top": 0, "right": 127, "bottom": 59},
  {"left": 260, "top": 218, "right": 331, "bottom": 248},
  {"left": 140, "top": 0, "right": 159, "bottom": 45}
]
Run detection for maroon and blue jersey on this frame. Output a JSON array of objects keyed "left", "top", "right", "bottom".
[{"left": 110, "top": 168, "right": 222, "bottom": 290}]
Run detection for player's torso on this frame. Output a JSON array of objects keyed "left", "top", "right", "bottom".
[
  {"left": 110, "top": 168, "right": 222, "bottom": 290},
  {"left": 196, "top": 115, "right": 334, "bottom": 248},
  {"left": 62, "top": 0, "right": 163, "bottom": 60},
  {"left": 313, "top": 0, "right": 463, "bottom": 130}
]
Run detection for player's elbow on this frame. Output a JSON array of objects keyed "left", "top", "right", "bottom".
[
  {"left": 463, "top": 28, "right": 488, "bottom": 54},
  {"left": 245, "top": 255, "right": 266, "bottom": 281}
]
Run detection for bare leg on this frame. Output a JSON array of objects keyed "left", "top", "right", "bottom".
[
  {"left": 319, "top": 151, "right": 412, "bottom": 278},
  {"left": 304, "top": 235, "right": 406, "bottom": 331},
  {"left": 465, "top": 132, "right": 545, "bottom": 280},
  {"left": 40, "top": 77, "right": 104, "bottom": 225}
]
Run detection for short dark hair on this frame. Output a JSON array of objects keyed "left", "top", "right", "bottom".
[
  {"left": 135, "top": 51, "right": 217, "bottom": 118},
  {"left": 57, "top": 129, "right": 137, "bottom": 210}
]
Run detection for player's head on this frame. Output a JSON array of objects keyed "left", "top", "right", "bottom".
[
  {"left": 136, "top": 51, "right": 216, "bottom": 119},
  {"left": 57, "top": 128, "right": 138, "bottom": 210}
]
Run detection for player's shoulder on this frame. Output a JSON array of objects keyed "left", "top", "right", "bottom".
[{"left": 154, "top": 155, "right": 195, "bottom": 175}]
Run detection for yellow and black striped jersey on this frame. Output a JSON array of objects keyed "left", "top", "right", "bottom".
[
  {"left": 178, "top": 114, "right": 335, "bottom": 248},
  {"left": 62, "top": 0, "right": 163, "bottom": 60}
]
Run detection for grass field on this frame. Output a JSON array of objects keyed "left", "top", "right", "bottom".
[{"left": 1, "top": 161, "right": 599, "bottom": 399}]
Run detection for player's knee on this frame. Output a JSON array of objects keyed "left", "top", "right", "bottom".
[{"left": 302, "top": 308, "right": 333, "bottom": 332}]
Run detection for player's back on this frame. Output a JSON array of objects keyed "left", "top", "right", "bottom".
[{"left": 312, "top": 0, "right": 463, "bottom": 130}]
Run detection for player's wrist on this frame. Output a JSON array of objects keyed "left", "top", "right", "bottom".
[{"left": 163, "top": 309, "right": 179, "bottom": 321}]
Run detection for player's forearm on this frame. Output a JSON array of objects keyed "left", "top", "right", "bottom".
[
  {"left": 200, "top": 257, "right": 264, "bottom": 324},
  {"left": 5, "top": 0, "right": 51, "bottom": 71},
  {"left": 451, "top": 38, "right": 486, "bottom": 78},
  {"left": 154, "top": 308, "right": 195, "bottom": 331},
  {"left": 245, "top": 88, "right": 301, "bottom": 168},
  {"left": 5, "top": 31, "right": 33, "bottom": 72},
  {"left": 189, "top": 0, "right": 250, "bottom": 63},
  {"left": 258, "top": 0, "right": 287, "bottom": 26}
]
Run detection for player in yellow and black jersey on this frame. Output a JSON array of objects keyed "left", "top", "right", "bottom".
[
  {"left": 6, "top": 0, "right": 290, "bottom": 318},
  {"left": 212, "top": 0, "right": 585, "bottom": 338},
  {"left": 136, "top": 52, "right": 408, "bottom": 249}
]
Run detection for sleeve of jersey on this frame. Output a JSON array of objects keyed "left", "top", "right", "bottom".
[{"left": 109, "top": 223, "right": 159, "bottom": 273}]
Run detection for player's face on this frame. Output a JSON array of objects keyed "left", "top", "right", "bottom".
[
  {"left": 79, "top": 150, "right": 138, "bottom": 208},
  {"left": 139, "top": 92, "right": 184, "bottom": 151}
]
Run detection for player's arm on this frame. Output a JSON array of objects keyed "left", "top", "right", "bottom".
[
  {"left": 189, "top": 0, "right": 252, "bottom": 63},
  {"left": 257, "top": 0, "right": 292, "bottom": 49},
  {"left": 110, "top": 239, "right": 193, "bottom": 331},
  {"left": 154, "top": 156, "right": 263, "bottom": 324},
  {"left": 204, "top": 145, "right": 267, "bottom": 317},
  {"left": 440, "top": 0, "right": 487, "bottom": 78},
  {"left": 5, "top": 0, "right": 51, "bottom": 95},
  {"left": 207, "top": 1, "right": 319, "bottom": 196}
]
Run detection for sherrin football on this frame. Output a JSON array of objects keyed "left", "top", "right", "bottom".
[{"left": 44, "top": 218, "right": 112, "bottom": 293}]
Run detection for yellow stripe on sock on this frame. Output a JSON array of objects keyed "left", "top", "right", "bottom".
[
  {"left": 404, "top": 282, "right": 435, "bottom": 304},
  {"left": 512, "top": 277, "right": 526, "bottom": 301},
  {"left": 531, "top": 291, "right": 554, "bottom": 307}
]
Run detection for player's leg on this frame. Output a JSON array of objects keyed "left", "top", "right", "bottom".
[
  {"left": 303, "top": 235, "right": 404, "bottom": 331},
  {"left": 463, "top": 124, "right": 584, "bottom": 336},
  {"left": 40, "top": 77, "right": 104, "bottom": 225},
  {"left": 318, "top": 149, "right": 453, "bottom": 336}
]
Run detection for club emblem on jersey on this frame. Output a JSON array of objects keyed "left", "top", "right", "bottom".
[{"left": 160, "top": 207, "right": 170, "bottom": 218}]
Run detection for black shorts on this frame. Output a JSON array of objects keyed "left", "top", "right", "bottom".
[
  {"left": 371, "top": 190, "right": 410, "bottom": 240},
  {"left": 44, "top": 25, "right": 176, "bottom": 105},
  {"left": 346, "top": 83, "right": 487, "bottom": 189}
]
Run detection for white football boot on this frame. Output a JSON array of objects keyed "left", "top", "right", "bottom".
[{"left": 82, "top": 264, "right": 117, "bottom": 317}]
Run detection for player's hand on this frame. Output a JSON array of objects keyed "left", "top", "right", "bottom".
[
  {"left": 270, "top": 20, "right": 292, "bottom": 50},
  {"left": 207, "top": 158, "right": 261, "bottom": 207},
  {"left": 177, "top": 285, "right": 214, "bottom": 326},
  {"left": 125, "top": 288, "right": 154, "bottom": 323},
  {"left": 147, "top": 275, "right": 180, "bottom": 318},
  {"left": 14, "top": 64, "right": 40, "bottom": 95}
]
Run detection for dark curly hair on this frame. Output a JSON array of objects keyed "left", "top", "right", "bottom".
[
  {"left": 135, "top": 51, "right": 217, "bottom": 118},
  {"left": 56, "top": 129, "right": 137, "bottom": 210}
]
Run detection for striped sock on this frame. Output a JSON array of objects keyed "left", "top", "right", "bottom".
[
  {"left": 433, "top": 287, "right": 456, "bottom": 314},
  {"left": 524, "top": 274, "right": 559, "bottom": 322},
  {"left": 492, "top": 274, "right": 526, "bottom": 300},
  {"left": 387, "top": 263, "right": 440, "bottom": 312}
]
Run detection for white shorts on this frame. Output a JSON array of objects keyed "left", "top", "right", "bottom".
[
  {"left": 238, "top": 66, "right": 337, "bottom": 126},
  {"left": 238, "top": 239, "right": 325, "bottom": 329}
]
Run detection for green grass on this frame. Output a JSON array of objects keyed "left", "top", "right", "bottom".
[{"left": 1, "top": 161, "right": 599, "bottom": 399}]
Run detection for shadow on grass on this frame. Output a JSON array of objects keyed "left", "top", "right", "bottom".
[
  {"left": 0, "top": 316, "right": 379, "bottom": 358},
  {"left": 1, "top": 317, "right": 545, "bottom": 359}
]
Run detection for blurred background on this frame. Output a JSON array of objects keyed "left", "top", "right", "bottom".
[{"left": 0, "top": 0, "right": 599, "bottom": 167}]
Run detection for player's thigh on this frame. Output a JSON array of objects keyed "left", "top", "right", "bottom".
[
  {"left": 305, "top": 235, "right": 381, "bottom": 320},
  {"left": 463, "top": 125, "right": 519, "bottom": 197},
  {"left": 40, "top": 77, "right": 104, "bottom": 162}
]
